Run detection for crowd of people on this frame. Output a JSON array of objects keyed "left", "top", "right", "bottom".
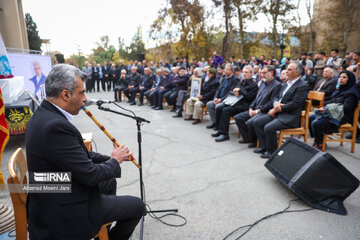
[{"left": 79, "top": 50, "right": 360, "bottom": 157}]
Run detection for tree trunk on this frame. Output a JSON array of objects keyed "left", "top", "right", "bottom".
[
  {"left": 222, "top": 0, "right": 231, "bottom": 60},
  {"left": 237, "top": 5, "right": 245, "bottom": 59}
]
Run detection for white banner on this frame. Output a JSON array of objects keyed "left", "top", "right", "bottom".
[{"left": 8, "top": 53, "right": 52, "bottom": 99}]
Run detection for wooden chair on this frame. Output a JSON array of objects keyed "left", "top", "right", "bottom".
[
  {"left": 82, "top": 132, "right": 94, "bottom": 151},
  {"left": 200, "top": 105, "right": 208, "bottom": 122},
  {"left": 308, "top": 91, "right": 325, "bottom": 109},
  {"left": 321, "top": 101, "right": 360, "bottom": 153},
  {"left": 277, "top": 100, "right": 311, "bottom": 149},
  {"left": 7, "top": 148, "right": 110, "bottom": 240}
]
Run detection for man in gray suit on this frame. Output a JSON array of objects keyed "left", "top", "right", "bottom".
[
  {"left": 82, "top": 61, "right": 92, "bottom": 92},
  {"left": 235, "top": 66, "right": 281, "bottom": 147},
  {"left": 252, "top": 62, "right": 308, "bottom": 158}
]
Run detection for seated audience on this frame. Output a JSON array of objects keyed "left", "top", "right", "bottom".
[
  {"left": 124, "top": 66, "right": 141, "bottom": 105},
  {"left": 114, "top": 69, "right": 128, "bottom": 101},
  {"left": 137, "top": 68, "right": 155, "bottom": 106},
  {"left": 309, "top": 70, "right": 359, "bottom": 149},
  {"left": 153, "top": 68, "right": 174, "bottom": 110},
  {"left": 184, "top": 68, "right": 219, "bottom": 124},
  {"left": 165, "top": 67, "right": 189, "bottom": 111},
  {"left": 206, "top": 64, "right": 239, "bottom": 129},
  {"left": 252, "top": 62, "right": 308, "bottom": 158},
  {"left": 313, "top": 67, "right": 337, "bottom": 101},
  {"left": 235, "top": 66, "right": 281, "bottom": 146},
  {"left": 211, "top": 65, "right": 258, "bottom": 142},
  {"left": 145, "top": 69, "right": 163, "bottom": 106},
  {"left": 302, "top": 67, "right": 317, "bottom": 91}
]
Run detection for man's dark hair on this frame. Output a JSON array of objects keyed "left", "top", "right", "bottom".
[
  {"left": 265, "top": 65, "right": 275, "bottom": 76},
  {"left": 331, "top": 49, "right": 339, "bottom": 53},
  {"left": 354, "top": 51, "right": 360, "bottom": 56},
  {"left": 302, "top": 52, "right": 308, "bottom": 56},
  {"left": 320, "top": 51, "right": 326, "bottom": 56}
]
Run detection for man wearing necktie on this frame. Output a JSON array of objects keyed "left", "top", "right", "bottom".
[{"left": 252, "top": 62, "right": 308, "bottom": 158}]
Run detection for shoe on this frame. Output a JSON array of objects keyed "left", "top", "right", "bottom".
[
  {"left": 192, "top": 119, "right": 201, "bottom": 125},
  {"left": 130, "top": 102, "right": 136, "bottom": 105},
  {"left": 215, "top": 134, "right": 230, "bottom": 142},
  {"left": 173, "top": 112, "right": 183, "bottom": 118},
  {"left": 155, "top": 107, "right": 163, "bottom": 110},
  {"left": 253, "top": 148, "right": 266, "bottom": 154},
  {"left": 260, "top": 151, "right": 273, "bottom": 159},
  {"left": 247, "top": 141, "right": 257, "bottom": 148},
  {"left": 138, "top": 103, "right": 144, "bottom": 106},
  {"left": 238, "top": 139, "right": 250, "bottom": 144},
  {"left": 151, "top": 106, "right": 157, "bottom": 109},
  {"left": 213, "top": 127, "right": 218, "bottom": 131},
  {"left": 127, "top": 100, "right": 132, "bottom": 103},
  {"left": 206, "top": 123, "right": 215, "bottom": 129},
  {"left": 184, "top": 116, "right": 193, "bottom": 121},
  {"left": 211, "top": 132, "right": 221, "bottom": 137},
  {"left": 356, "top": 138, "right": 360, "bottom": 144}
]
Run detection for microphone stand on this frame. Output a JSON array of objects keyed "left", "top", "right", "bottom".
[{"left": 97, "top": 103, "right": 178, "bottom": 240}]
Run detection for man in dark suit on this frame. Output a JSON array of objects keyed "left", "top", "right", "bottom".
[
  {"left": 91, "top": 62, "right": 99, "bottom": 92},
  {"left": 109, "top": 63, "right": 118, "bottom": 91},
  {"left": 165, "top": 67, "right": 189, "bottom": 111},
  {"left": 153, "top": 68, "right": 174, "bottom": 110},
  {"left": 211, "top": 66, "right": 258, "bottom": 142},
  {"left": 253, "top": 62, "right": 308, "bottom": 158},
  {"left": 124, "top": 66, "right": 141, "bottom": 105},
  {"left": 235, "top": 66, "right": 281, "bottom": 146},
  {"left": 137, "top": 68, "right": 155, "bottom": 106},
  {"left": 101, "top": 61, "right": 109, "bottom": 91},
  {"left": 313, "top": 67, "right": 337, "bottom": 101},
  {"left": 25, "top": 64, "right": 144, "bottom": 240},
  {"left": 114, "top": 69, "right": 129, "bottom": 101},
  {"left": 205, "top": 64, "right": 240, "bottom": 129},
  {"left": 145, "top": 69, "right": 163, "bottom": 106}
]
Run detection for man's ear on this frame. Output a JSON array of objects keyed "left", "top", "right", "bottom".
[{"left": 60, "top": 89, "right": 71, "bottom": 102}]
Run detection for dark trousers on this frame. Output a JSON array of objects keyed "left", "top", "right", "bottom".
[
  {"left": 91, "top": 78, "right": 96, "bottom": 92},
  {"left": 176, "top": 90, "right": 190, "bottom": 111},
  {"left": 102, "top": 77, "right": 108, "bottom": 91},
  {"left": 99, "top": 179, "right": 145, "bottom": 240},
  {"left": 97, "top": 78, "right": 102, "bottom": 92},
  {"left": 86, "top": 79, "right": 92, "bottom": 92},
  {"left": 147, "top": 89, "right": 160, "bottom": 106},
  {"left": 154, "top": 88, "right": 170, "bottom": 108},
  {"left": 309, "top": 113, "right": 328, "bottom": 145},
  {"left": 235, "top": 111, "right": 265, "bottom": 142},
  {"left": 139, "top": 88, "right": 149, "bottom": 103},
  {"left": 124, "top": 88, "right": 139, "bottom": 103},
  {"left": 216, "top": 104, "right": 247, "bottom": 136},
  {"left": 253, "top": 114, "right": 290, "bottom": 153},
  {"left": 165, "top": 89, "right": 178, "bottom": 108}
]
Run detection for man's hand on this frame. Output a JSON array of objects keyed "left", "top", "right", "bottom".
[
  {"left": 111, "top": 144, "right": 132, "bottom": 164},
  {"left": 139, "top": 86, "right": 143, "bottom": 90},
  {"left": 214, "top": 98, "right": 221, "bottom": 105},
  {"left": 233, "top": 87, "right": 240, "bottom": 97},
  {"left": 151, "top": 88, "right": 155, "bottom": 92},
  {"left": 160, "top": 86, "right": 164, "bottom": 90},
  {"left": 268, "top": 108, "right": 276, "bottom": 117},
  {"left": 273, "top": 102, "right": 283, "bottom": 113},
  {"left": 249, "top": 109, "right": 256, "bottom": 117},
  {"left": 198, "top": 95, "right": 203, "bottom": 100}
]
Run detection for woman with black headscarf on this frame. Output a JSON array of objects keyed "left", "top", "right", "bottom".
[{"left": 309, "top": 70, "right": 359, "bottom": 150}]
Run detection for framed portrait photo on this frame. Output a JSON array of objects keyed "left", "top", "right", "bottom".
[{"left": 190, "top": 77, "right": 202, "bottom": 100}]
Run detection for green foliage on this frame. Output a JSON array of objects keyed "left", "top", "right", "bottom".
[{"left": 25, "top": 13, "right": 42, "bottom": 51}]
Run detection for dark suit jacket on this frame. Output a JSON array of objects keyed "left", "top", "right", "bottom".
[
  {"left": 273, "top": 78, "right": 308, "bottom": 128},
  {"left": 91, "top": 66, "right": 99, "bottom": 80},
  {"left": 250, "top": 78, "right": 282, "bottom": 113},
  {"left": 101, "top": 65, "right": 109, "bottom": 79},
  {"left": 128, "top": 72, "right": 141, "bottom": 87},
  {"left": 200, "top": 77, "right": 220, "bottom": 103},
  {"left": 109, "top": 68, "right": 118, "bottom": 81},
  {"left": 173, "top": 75, "right": 189, "bottom": 91},
  {"left": 161, "top": 74, "right": 174, "bottom": 90},
  {"left": 25, "top": 100, "right": 121, "bottom": 239},
  {"left": 214, "top": 75, "right": 239, "bottom": 101},
  {"left": 314, "top": 77, "right": 337, "bottom": 101},
  {"left": 141, "top": 74, "right": 155, "bottom": 89},
  {"left": 234, "top": 78, "right": 258, "bottom": 109}
]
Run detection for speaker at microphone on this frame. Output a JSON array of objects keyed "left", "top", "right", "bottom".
[{"left": 265, "top": 137, "right": 359, "bottom": 215}]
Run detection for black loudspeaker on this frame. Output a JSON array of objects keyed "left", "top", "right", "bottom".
[{"left": 265, "top": 137, "right": 359, "bottom": 215}]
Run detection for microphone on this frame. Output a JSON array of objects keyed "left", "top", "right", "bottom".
[{"left": 85, "top": 99, "right": 115, "bottom": 106}]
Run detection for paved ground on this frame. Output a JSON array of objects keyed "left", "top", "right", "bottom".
[{"left": 1, "top": 90, "right": 360, "bottom": 240}]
